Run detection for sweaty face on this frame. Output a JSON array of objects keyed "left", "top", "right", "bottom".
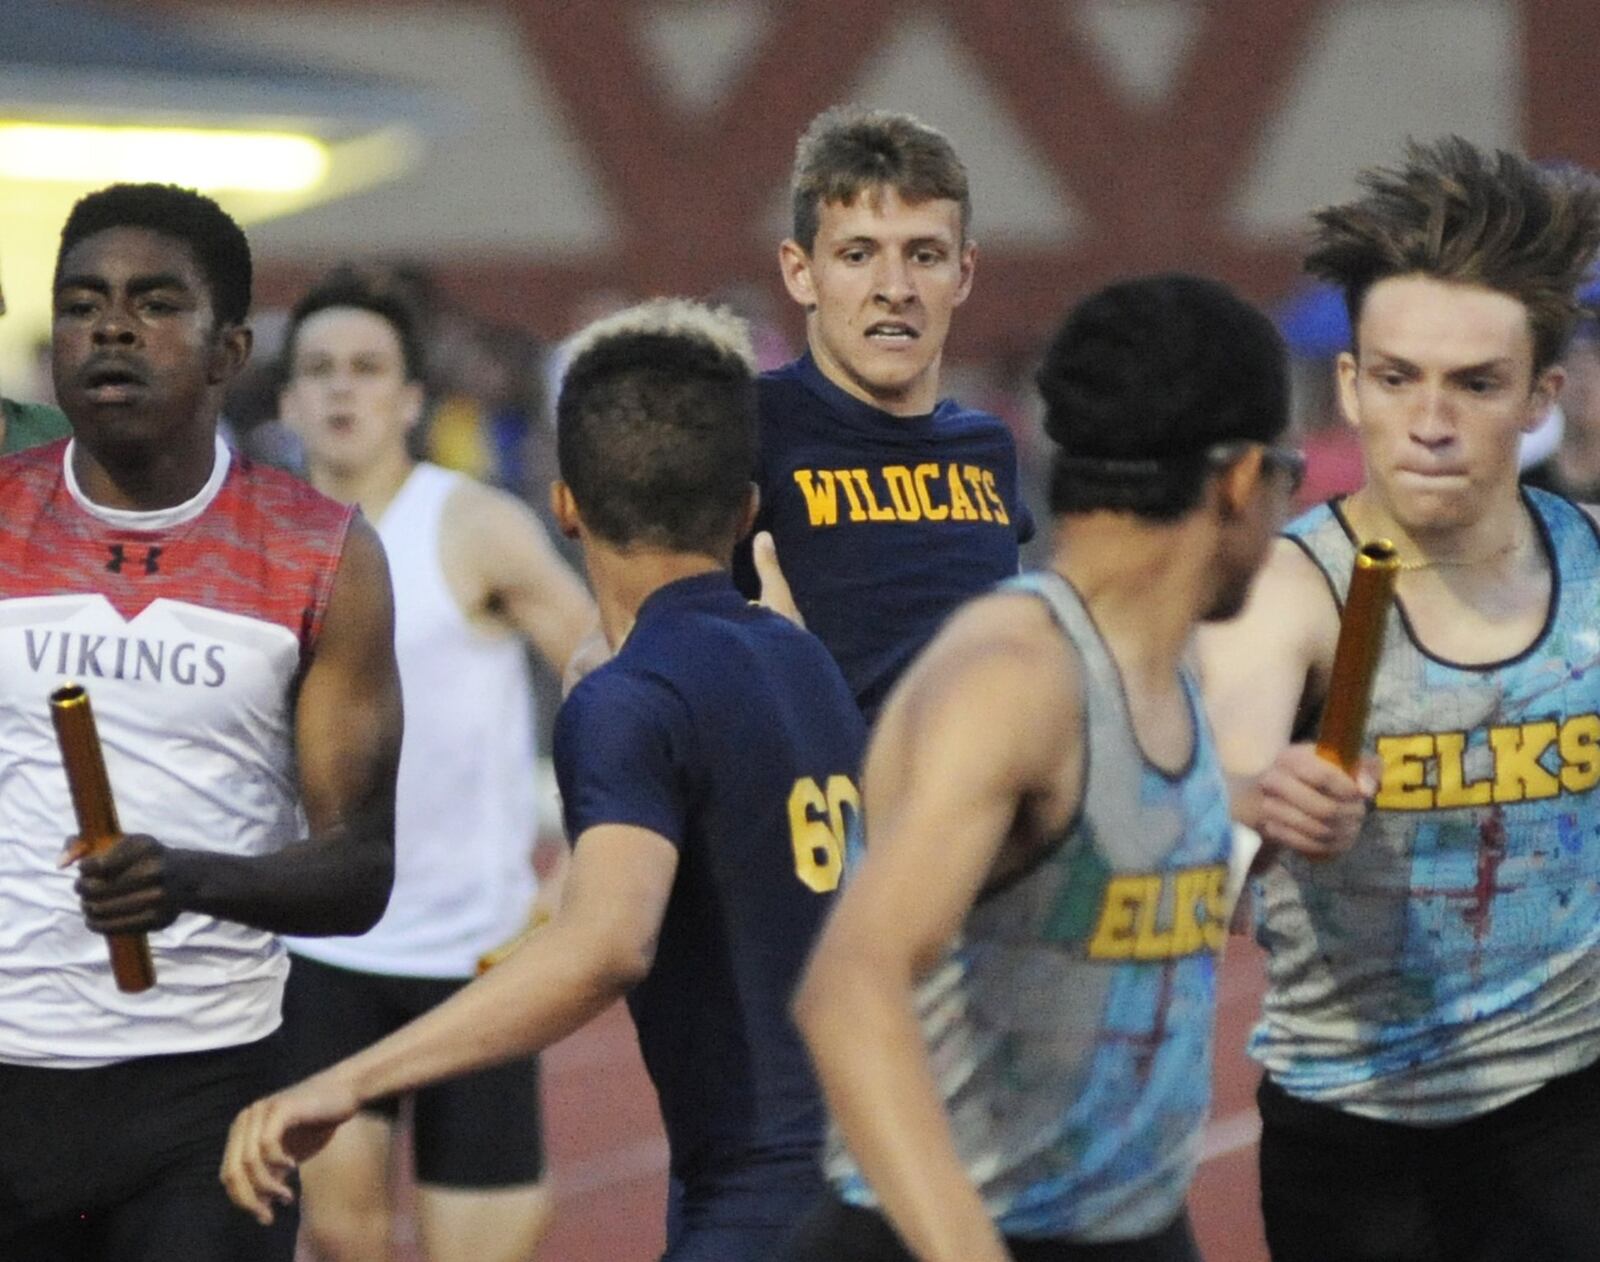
[
  {"left": 1339, "top": 274, "right": 1555, "bottom": 535},
  {"left": 52, "top": 227, "right": 233, "bottom": 450},
  {"left": 280, "top": 306, "right": 421, "bottom": 478},
  {"left": 782, "top": 187, "right": 974, "bottom": 416}
]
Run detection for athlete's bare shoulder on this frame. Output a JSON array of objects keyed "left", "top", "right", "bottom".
[
  {"left": 440, "top": 472, "right": 534, "bottom": 539},
  {"left": 876, "top": 586, "right": 1084, "bottom": 794},
  {"left": 903, "top": 587, "right": 1080, "bottom": 706},
  {"left": 1261, "top": 534, "right": 1341, "bottom": 611},
  {"left": 1209, "top": 536, "right": 1339, "bottom": 666}
]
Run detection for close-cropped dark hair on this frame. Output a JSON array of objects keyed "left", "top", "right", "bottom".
[
  {"left": 557, "top": 303, "right": 756, "bottom": 555},
  {"left": 1307, "top": 137, "right": 1600, "bottom": 374},
  {"left": 1037, "top": 274, "right": 1288, "bottom": 520},
  {"left": 790, "top": 105, "right": 970, "bottom": 251},
  {"left": 282, "top": 265, "right": 427, "bottom": 384},
  {"left": 57, "top": 183, "right": 252, "bottom": 327}
]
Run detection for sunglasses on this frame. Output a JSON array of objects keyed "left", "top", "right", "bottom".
[{"left": 1207, "top": 441, "right": 1306, "bottom": 495}]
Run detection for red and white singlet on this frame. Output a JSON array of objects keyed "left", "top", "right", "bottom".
[{"left": 0, "top": 437, "right": 352, "bottom": 1066}]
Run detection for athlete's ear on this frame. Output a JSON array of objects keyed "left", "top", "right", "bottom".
[
  {"left": 1215, "top": 445, "right": 1266, "bottom": 521},
  {"left": 550, "top": 481, "right": 582, "bottom": 540},
  {"left": 738, "top": 483, "right": 761, "bottom": 539},
  {"left": 1335, "top": 350, "right": 1361, "bottom": 432},
  {"left": 400, "top": 379, "right": 426, "bottom": 433},
  {"left": 208, "top": 323, "right": 252, "bottom": 386},
  {"left": 952, "top": 238, "right": 977, "bottom": 308},
  {"left": 779, "top": 239, "right": 817, "bottom": 311},
  {"left": 1526, "top": 364, "right": 1566, "bottom": 434}
]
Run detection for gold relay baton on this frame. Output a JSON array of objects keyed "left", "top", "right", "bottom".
[
  {"left": 1314, "top": 540, "right": 1401, "bottom": 775},
  {"left": 49, "top": 684, "right": 157, "bottom": 993}
]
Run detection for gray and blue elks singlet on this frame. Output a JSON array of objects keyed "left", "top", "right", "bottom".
[
  {"left": 1256, "top": 490, "right": 1600, "bottom": 1122},
  {"left": 824, "top": 571, "right": 1235, "bottom": 1242}
]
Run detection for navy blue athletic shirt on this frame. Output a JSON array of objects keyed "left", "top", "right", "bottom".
[
  {"left": 553, "top": 571, "right": 866, "bottom": 1211},
  {"left": 734, "top": 353, "right": 1034, "bottom": 721}
]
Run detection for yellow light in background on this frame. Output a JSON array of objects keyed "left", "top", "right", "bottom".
[{"left": 0, "top": 123, "right": 329, "bottom": 193}]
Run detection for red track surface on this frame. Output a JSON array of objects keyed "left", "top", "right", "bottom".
[{"left": 314, "top": 942, "right": 1272, "bottom": 1262}]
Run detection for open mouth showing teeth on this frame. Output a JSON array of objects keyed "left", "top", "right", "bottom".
[{"left": 866, "top": 324, "right": 918, "bottom": 341}]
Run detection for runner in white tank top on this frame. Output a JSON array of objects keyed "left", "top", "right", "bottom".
[
  {"left": 289, "top": 462, "right": 545, "bottom": 979},
  {"left": 275, "top": 268, "right": 594, "bottom": 1262}
]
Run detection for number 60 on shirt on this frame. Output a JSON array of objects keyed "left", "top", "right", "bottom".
[{"left": 788, "top": 775, "right": 861, "bottom": 893}]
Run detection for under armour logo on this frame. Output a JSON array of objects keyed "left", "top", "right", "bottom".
[{"left": 106, "top": 544, "right": 162, "bottom": 575}]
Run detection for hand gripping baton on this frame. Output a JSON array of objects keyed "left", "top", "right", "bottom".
[{"left": 50, "top": 684, "right": 157, "bottom": 993}]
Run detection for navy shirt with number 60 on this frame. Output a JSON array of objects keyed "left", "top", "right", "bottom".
[{"left": 553, "top": 571, "right": 867, "bottom": 1219}]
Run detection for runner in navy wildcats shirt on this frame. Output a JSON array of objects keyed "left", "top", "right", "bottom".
[
  {"left": 739, "top": 106, "right": 1033, "bottom": 720},
  {"left": 224, "top": 300, "right": 867, "bottom": 1262},
  {"left": 786, "top": 276, "right": 1323, "bottom": 1262}
]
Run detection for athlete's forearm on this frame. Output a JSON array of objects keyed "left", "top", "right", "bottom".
[
  {"left": 162, "top": 813, "right": 394, "bottom": 936},
  {"left": 795, "top": 955, "right": 1011, "bottom": 1262},
  {"left": 331, "top": 914, "right": 642, "bottom": 1107}
]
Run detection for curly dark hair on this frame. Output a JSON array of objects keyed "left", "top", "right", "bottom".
[
  {"left": 57, "top": 183, "right": 251, "bottom": 327},
  {"left": 1036, "top": 274, "right": 1288, "bottom": 519}
]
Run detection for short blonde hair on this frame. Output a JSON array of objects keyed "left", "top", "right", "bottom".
[
  {"left": 556, "top": 298, "right": 757, "bottom": 554},
  {"left": 563, "top": 297, "right": 754, "bottom": 373}
]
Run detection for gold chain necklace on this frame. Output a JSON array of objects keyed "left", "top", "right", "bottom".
[
  {"left": 1393, "top": 531, "right": 1530, "bottom": 573},
  {"left": 1345, "top": 506, "right": 1530, "bottom": 573}
]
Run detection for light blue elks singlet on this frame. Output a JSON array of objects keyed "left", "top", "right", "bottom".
[
  {"left": 1256, "top": 489, "right": 1600, "bottom": 1122},
  {"left": 824, "top": 571, "right": 1235, "bottom": 1242}
]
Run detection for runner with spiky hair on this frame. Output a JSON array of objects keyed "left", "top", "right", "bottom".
[{"left": 1200, "top": 137, "right": 1600, "bottom": 1262}]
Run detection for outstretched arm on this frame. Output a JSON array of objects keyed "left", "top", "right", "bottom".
[
  {"left": 456, "top": 481, "right": 596, "bottom": 675},
  {"left": 221, "top": 822, "right": 677, "bottom": 1223},
  {"left": 75, "top": 516, "right": 403, "bottom": 937},
  {"left": 794, "top": 595, "right": 1079, "bottom": 1262},
  {"left": 1199, "top": 539, "right": 1369, "bottom": 860}
]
